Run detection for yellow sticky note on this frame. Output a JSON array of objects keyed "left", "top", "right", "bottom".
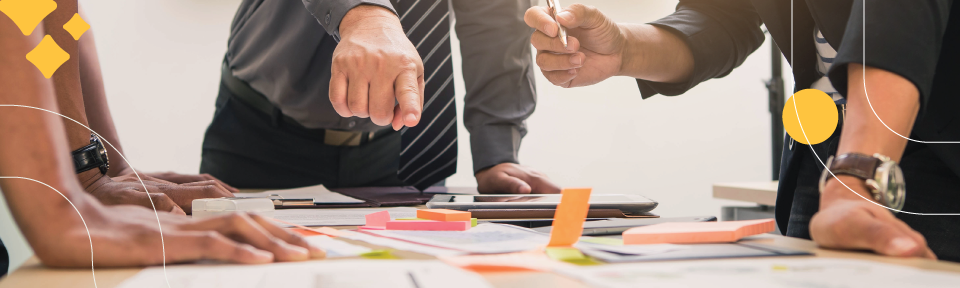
[
  {"left": 544, "top": 247, "right": 601, "bottom": 266},
  {"left": 360, "top": 250, "right": 399, "bottom": 259},
  {"left": 547, "top": 188, "right": 592, "bottom": 247}
]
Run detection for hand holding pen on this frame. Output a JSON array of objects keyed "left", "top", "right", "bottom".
[{"left": 524, "top": 3, "right": 630, "bottom": 88}]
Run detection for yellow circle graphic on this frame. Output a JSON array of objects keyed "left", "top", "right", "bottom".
[{"left": 782, "top": 89, "right": 838, "bottom": 145}]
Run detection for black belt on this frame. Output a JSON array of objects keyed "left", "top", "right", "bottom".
[{"left": 220, "top": 61, "right": 390, "bottom": 146}]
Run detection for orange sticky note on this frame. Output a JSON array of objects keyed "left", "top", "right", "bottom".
[
  {"left": 622, "top": 218, "right": 775, "bottom": 244},
  {"left": 417, "top": 209, "right": 471, "bottom": 222},
  {"left": 547, "top": 188, "right": 592, "bottom": 247},
  {"left": 385, "top": 220, "right": 471, "bottom": 231}
]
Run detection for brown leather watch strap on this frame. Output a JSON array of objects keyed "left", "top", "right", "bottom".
[{"left": 828, "top": 153, "right": 881, "bottom": 180}]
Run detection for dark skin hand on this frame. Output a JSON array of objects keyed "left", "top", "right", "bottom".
[
  {"left": 475, "top": 163, "right": 561, "bottom": 194},
  {"left": 0, "top": 1, "right": 324, "bottom": 267},
  {"left": 78, "top": 169, "right": 234, "bottom": 215},
  {"left": 63, "top": 7, "right": 238, "bottom": 209}
]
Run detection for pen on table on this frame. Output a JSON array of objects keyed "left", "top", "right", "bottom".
[{"left": 546, "top": 0, "right": 568, "bottom": 48}]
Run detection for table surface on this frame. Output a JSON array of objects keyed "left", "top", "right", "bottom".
[
  {"left": 4, "top": 229, "right": 960, "bottom": 288},
  {"left": 712, "top": 181, "right": 779, "bottom": 206}
]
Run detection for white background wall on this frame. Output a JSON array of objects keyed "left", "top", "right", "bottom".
[{"left": 1, "top": 0, "right": 793, "bottom": 273}]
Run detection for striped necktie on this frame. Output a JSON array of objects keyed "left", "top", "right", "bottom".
[{"left": 393, "top": 0, "right": 457, "bottom": 191}]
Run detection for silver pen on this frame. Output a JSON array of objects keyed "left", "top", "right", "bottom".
[{"left": 546, "top": 0, "right": 568, "bottom": 48}]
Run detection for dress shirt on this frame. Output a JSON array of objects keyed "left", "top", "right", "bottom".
[{"left": 226, "top": 0, "right": 538, "bottom": 172}]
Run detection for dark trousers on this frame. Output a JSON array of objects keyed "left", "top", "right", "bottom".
[
  {"left": 1, "top": 237, "right": 7, "bottom": 277},
  {"left": 200, "top": 82, "right": 407, "bottom": 189},
  {"left": 778, "top": 105, "right": 960, "bottom": 262}
]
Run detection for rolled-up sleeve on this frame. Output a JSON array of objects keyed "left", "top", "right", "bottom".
[
  {"left": 828, "top": 0, "right": 952, "bottom": 107},
  {"left": 636, "top": 0, "right": 765, "bottom": 98},
  {"left": 451, "top": 0, "right": 537, "bottom": 173},
  {"left": 301, "top": 0, "right": 397, "bottom": 41}
]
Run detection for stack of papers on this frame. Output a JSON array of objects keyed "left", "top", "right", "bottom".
[
  {"left": 362, "top": 223, "right": 684, "bottom": 257},
  {"left": 303, "top": 235, "right": 372, "bottom": 258},
  {"left": 116, "top": 260, "right": 492, "bottom": 288},
  {"left": 270, "top": 207, "right": 417, "bottom": 227},
  {"left": 555, "top": 258, "right": 960, "bottom": 288},
  {"left": 364, "top": 223, "right": 551, "bottom": 254},
  {"left": 236, "top": 184, "right": 364, "bottom": 204}
]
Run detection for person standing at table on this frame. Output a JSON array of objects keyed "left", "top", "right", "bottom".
[
  {"left": 525, "top": 0, "right": 958, "bottom": 260},
  {"left": 200, "top": 0, "right": 561, "bottom": 194}
]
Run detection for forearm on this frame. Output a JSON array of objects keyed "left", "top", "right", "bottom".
[
  {"left": 453, "top": 0, "right": 535, "bottom": 172},
  {"left": 47, "top": 0, "right": 90, "bottom": 151},
  {"left": 0, "top": 20, "right": 93, "bottom": 251},
  {"left": 823, "top": 64, "right": 920, "bottom": 202},
  {"left": 78, "top": 25, "right": 129, "bottom": 175},
  {"left": 619, "top": 24, "right": 695, "bottom": 84}
]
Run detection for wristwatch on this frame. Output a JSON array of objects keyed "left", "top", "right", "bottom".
[
  {"left": 819, "top": 152, "right": 905, "bottom": 211},
  {"left": 72, "top": 133, "right": 110, "bottom": 174}
]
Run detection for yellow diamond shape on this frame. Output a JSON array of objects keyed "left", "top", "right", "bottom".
[
  {"left": 0, "top": 0, "right": 57, "bottom": 35},
  {"left": 26, "top": 35, "right": 70, "bottom": 78},
  {"left": 63, "top": 13, "right": 89, "bottom": 40}
]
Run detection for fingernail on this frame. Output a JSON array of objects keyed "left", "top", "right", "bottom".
[
  {"left": 543, "top": 24, "right": 552, "bottom": 35},
  {"left": 405, "top": 114, "right": 417, "bottom": 124},
  {"left": 310, "top": 246, "right": 327, "bottom": 259},
  {"left": 248, "top": 248, "right": 274, "bottom": 262},
  {"left": 568, "top": 69, "right": 577, "bottom": 75},
  {"left": 887, "top": 237, "right": 918, "bottom": 255},
  {"left": 565, "top": 41, "right": 575, "bottom": 52},
  {"left": 570, "top": 55, "right": 581, "bottom": 66},
  {"left": 557, "top": 11, "right": 573, "bottom": 22},
  {"left": 288, "top": 245, "right": 309, "bottom": 259}
]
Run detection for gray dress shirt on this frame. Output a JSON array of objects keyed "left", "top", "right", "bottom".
[{"left": 226, "top": 0, "right": 537, "bottom": 173}]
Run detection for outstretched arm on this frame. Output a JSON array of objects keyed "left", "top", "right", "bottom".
[{"left": 0, "top": 2, "right": 323, "bottom": 266}]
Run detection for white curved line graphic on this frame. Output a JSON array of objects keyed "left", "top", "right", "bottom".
[
  {"left": 0, "top": 105, "right": 172, "bottom": 287},
  {"left": 0, "top": 177, "right": 98, "bottom": 288},
  {"left": 789, "top": 1, "right": 960, "bottom": 216}
]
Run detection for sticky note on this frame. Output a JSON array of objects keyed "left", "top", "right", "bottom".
[
  {"left": 471, "top": 218, "right": 478, "bottom": 227},
  {"left": 547, "top": 188, "right": 592, "bottom": 247},
  {"left": 385, "top": 220, "right": 471, "bottom": 231},
  {"left": 579, "top": 236, "right": 623, "bottom": 246},
  {"left": 395, "top": 217, "right": 428, "bottom": 221},
  {"left": 544, "top": 247, "right": 601, "bottom": 266},
  {"left": 360, "top": 210, "right": 391, "bottom": 230},
  {"left": 440, "top": 251, "right": 565, "bottom": 272},
  {"left": 360, "top": 250, "right": 399, "bottom": 259},
  {"left": 417, "top": 209, "right": 471, "bottom": 222},
  {"left": 622, "top": 218, "right": 776, "bottom": 244}
]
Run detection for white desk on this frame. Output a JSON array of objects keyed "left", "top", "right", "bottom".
[
  {"left": 712, "top": 181, "right": 779, "bottom": 230},
  {"left": 712, "top": 181, "right": 779, "bottom": 205}
]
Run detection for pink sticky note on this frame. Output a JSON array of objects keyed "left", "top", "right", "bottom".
[
  {"left": 361, "top": 211, "right": 391, "bottom": 230},
  {"left": 385, "top": 220, "right": 470, "bottom": 231}
]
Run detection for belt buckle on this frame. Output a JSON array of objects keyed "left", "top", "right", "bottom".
[{"left": 324, "top": 130, "right": 363, "bottom": 146}]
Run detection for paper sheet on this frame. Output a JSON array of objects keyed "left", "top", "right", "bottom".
[
  {"left": 303, "top": 235, "right": 372, "bottom": 258},
  {"left": 116, "top": 260, "right": 492, "bottom": 288},
  {"left": 270, "top": 207, "right": 417, "bottom": 227},
  {"left": 575, "top": 242, "right": 686, "bottom": 256},
  {"left": 365, "top": 223, "right": 551, "bottom": 254},
  {"left": 554, "top": 257, "right": 960, "bottom": 288},
  {"left": 336, "top": 230, "right": 466, "bottom": 257},
  {"left": 440, "top": 250, "right": 572, "bottom": 272},
  {"left": 235, "top": 184, "right": 364, "bottom": 204}
]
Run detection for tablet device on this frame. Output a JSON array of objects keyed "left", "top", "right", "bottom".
[
  {"left": 531, "top": 216, "right": 717, "bottom": 235},
  {"left": 425, "top": 194, "right": 658, "bottom": 215}
]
